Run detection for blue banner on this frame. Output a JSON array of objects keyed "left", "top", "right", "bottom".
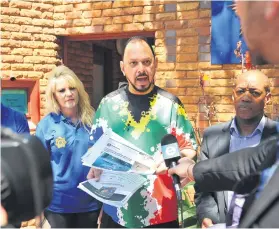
[{"left": 211, "top": 1, "right": 248, "bottom": 64}]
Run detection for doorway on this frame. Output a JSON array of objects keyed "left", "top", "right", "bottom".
[{"left": 92, "top": 45, "right": 113, "bottom": 109}]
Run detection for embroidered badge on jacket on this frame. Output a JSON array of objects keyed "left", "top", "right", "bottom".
[{"left": 55, "top": 137, "right": 67, "bottom": 148}]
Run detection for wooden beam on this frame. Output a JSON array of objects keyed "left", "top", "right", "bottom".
[{"left": 66, "top": 31, "right": 155, "bottom": 41}]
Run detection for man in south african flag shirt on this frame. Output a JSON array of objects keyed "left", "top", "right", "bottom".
[{"left": 87, "top": 36, "right": 197, "bottom": 228}]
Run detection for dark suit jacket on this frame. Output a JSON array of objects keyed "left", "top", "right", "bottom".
[
  {"left": 194, "top": 118, "right": 278, "bottom": 225},
  {"left": 193, "top": 129, "right": 279, "bottom": 227},
  {"left": 193, "top": 134, "right": 278, "bottom": 192},
  {"left": 238, "top": 167, "right": 279, "bottom": 228}
]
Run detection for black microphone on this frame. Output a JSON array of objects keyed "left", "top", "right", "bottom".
[{"left": 161, "top": 134, "right": 182, "bottom": 201}]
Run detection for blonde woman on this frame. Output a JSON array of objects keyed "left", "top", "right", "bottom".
[{"left": 36, "top": 66, "right": 101, "bottom": 228}]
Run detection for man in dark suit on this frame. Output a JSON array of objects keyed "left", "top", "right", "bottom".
[
  {"left": 169, "top": 132, "right": 279, "bottom": 228},
  {"left": 169, "top": 1, "right": 279, "bottom": 228},
  {"left": 228, "top": 3, "right": 279, "bottom": 226},
  {"left": 195, "top": 70, "right": 277, "bottom": 228},
  {"left": 169, "top": 127, "right": 279, "bottom": 228}
]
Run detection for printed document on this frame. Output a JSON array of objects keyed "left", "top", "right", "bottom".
[
  {"left": 82, "top": 129, "right": 157, "bottom": 174},
  {"left": 78, "top": 170, "right": 147, "bottom": 207}
]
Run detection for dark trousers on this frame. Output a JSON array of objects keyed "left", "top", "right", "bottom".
[
  {"left": 100, "top": 211, "right": 179, "bottom": 228},
  {"left": 44, "top": 209, "right": 100, "bottom": 228}
]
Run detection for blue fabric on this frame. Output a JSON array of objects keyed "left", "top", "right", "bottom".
[
  {"left": 211, "top": 1, "right": 248, "bottom": 64},
  {"left": 229, "top": 116, "right": 265, "bottom": 153},
  {"left": 1, "top": 103, "right": 30, "bottom": 134},
  {"left": 36, "top": 112, "right": 101, "bottom": 213},
  {"left": 227, "top": 116, "right": 265, "bottom": 225}
]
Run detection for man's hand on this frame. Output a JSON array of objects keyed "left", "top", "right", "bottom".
[
  {"left": 154, "top": 147, "right": 196, "bottom": 175},
  {"left": 201, "top": 218, "right": 213, "bottom": 229},
  {"left": 0, "top": 205, "right": 7, "bottom": 226},
  {"left": 154, "top": 154, "right": 168, "bottom": 175},
  {"left": 168, "top": 157, "right": 195, "bottom": 181},
  {"left": 180, "top": 148, "right": 197, "bottom": 159},
  {"left": 180, "top": 177, "right": 192, "bottom": 187},
  {"left": 87, "top": 168, "right": 103, "bottom": 181}
]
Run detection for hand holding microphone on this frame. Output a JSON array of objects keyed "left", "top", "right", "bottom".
[
  {"left": 160, "top": 134, "right": 196, "bottom": 228},
  {"left": 161, "top": 134, "right": 183, "bottom": 201},
  {"left": 168, "top": 157, "right": 195, "bottom": 182}
]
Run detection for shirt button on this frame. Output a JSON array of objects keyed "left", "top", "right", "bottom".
[{"left": 89, "top": 136, "right": 94, "bottom": 140}]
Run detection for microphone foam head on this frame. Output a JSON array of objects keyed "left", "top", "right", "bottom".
[
  {"left": 161, "top": 134, "right": 180, "bottom": 160},
  {"left": 161, "top": 134, "right": 177, "bottom": 146}
]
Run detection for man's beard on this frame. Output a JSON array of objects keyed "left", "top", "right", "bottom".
[
  {"left": 129, "top": 78, "right": 154, "bottom": 93},
  {"left": 126, "top": 74, "right": 154, "bottom": 93}
]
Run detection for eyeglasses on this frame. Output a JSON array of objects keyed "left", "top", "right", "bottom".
[{"left": 234, "top": 88, "right": 264, "bottom": 98}]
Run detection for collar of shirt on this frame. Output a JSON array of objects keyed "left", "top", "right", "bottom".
[
  {"left": 230, "top": 115, "right": 266, "bottom": 138},
  {"left": 51, "top": 112, "right": 67, "bottom": 123},
  {"left": 51, "top": 112, "right": 81, "bottom": 128}
]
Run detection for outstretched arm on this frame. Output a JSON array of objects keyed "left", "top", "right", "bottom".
[{"left": 169, "top": 134, "right": 279, "bottom": 192}]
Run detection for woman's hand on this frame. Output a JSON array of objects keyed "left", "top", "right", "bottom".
[{"left": 87, "top": 168, "right": 103, "bottom": 181}]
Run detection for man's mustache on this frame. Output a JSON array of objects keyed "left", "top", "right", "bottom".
[{"left": 136, "top": 73, "right": 148, "bottom": 78}]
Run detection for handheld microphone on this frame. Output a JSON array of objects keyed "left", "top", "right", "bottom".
[{"left": 161, "top": 134, "right": 182, "bottom": 201}]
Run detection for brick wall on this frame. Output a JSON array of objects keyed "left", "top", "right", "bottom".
[
  {"left": 67, "top": 40, "right": 94, "bottom": 100},
  {"left": 1, "top": 0, "right": 279, "bottom": 134},
  {"left": 0, "top": 0, "right": 60, "bottom": 118}
]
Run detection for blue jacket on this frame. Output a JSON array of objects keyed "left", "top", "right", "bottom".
[
  {"left": 36, "top": 112, "right": 101, "bottom": 213},
  {"left": 1, "top": 103, "right": 30, "bottom": 134}
]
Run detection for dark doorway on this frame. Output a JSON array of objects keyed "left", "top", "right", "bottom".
[{"left": 92, "top": 45, "right": 113, "bottom": 109}]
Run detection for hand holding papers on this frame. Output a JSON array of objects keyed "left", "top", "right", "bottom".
[
  {"left": 79, "top": 129, "right": 157, "bottom": 207},
  {"left": 82, "top": 129, "right": 157, "bottom": 175},
  {"left": 78, "top": 170, "right": 147, "bottom": 208},
  {"left": 87, "top": 167, "right": 102, "bottom": 181}
]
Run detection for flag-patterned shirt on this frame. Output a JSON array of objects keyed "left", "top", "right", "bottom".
[{"left": 91, "top": 85, "right": 197, "bottom": 227}]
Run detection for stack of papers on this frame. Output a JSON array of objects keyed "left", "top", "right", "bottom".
[
  {"left": 81, "top": 129, "right": 156, "bottom": 174},
  {"left": 79, "top": 129, "right": 157, "bottom": 207},
  {"left": 78, "top": 170, "right": 147, "bottom": 208}
]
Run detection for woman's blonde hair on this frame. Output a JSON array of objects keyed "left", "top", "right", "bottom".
[{"left": 46, "top": 65, "right": 94, "bottom": 127}]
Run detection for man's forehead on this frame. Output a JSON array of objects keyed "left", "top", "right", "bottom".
[
  {"left": 124, "top": 41, "right": 153, "bottom": 59},
  {"left": 236, "top": 75, "right": 265, "bottom": 88}
]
